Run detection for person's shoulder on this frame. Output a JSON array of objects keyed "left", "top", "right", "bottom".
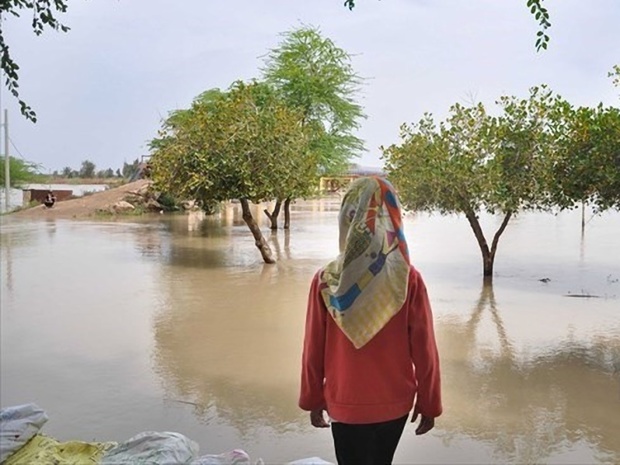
[
  {"left": 407, "top": 264, "right": 429, "bottom": 294},
  {"left": 408, "top": 264, "right": 422, "bottom": 281},
  {"left": 310, "top": 268, "right": 324, "bottom": 287}
]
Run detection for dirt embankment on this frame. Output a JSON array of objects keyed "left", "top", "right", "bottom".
[{"left": 10, "top": 180, "right": 153, "bottom": 220}]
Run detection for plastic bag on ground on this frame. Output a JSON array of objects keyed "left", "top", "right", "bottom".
[
  {"left": 4, "top": 433, "right": 117, "bottom": 465},
  {"left": 0, "top": 403, "right": 48, "bottom": 463},
  {"left": 286, "top": 458, "right": 334, "bottom": 465},
  {"left": 101, "top": 431, "right": 199, "bottom": 464},
  {"left": 191, "top": 449, "right": 255, "bottom": 465}
]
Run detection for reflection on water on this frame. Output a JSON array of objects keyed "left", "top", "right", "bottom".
[
  {"left": 152, "top": 253, "right": 311, "bottom": 436},
  {"left": 1, "top": 205, "right": 619, "bottom": 463},
  {"left": 439, "top": 285, "right": 620, "bottom": 464}
]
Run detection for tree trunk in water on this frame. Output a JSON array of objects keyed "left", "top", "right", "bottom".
[
  {"left": 482, "top": 253, "right": 494, "bottom": 278},
  {"left": 240, "top": 198, "right": 276, "bottom": 264},
  {"left": 463, "top": 209, "right": 513, "bottom": 280},
  {"left": 284, "top": 229, "right": 291, "bottom": 259},
  {"left": 581, "top": 201, "right": 585, "bottom": 236},
  {"left": 283, "top": 198, "right": 292, "bottom": 229},
  {"left": 263, "top": 199, "right": 282, "bottom": 230},
  {"left": 269, "top": 230, "right": 282, "bottom": 260},
  {"left": 463, "top": 209, "right": 493, "bottom": 278}
]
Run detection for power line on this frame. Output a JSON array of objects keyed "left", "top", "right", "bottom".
[
  {"left": 8, "top": 136, "right": 49, "bottom": 173},
  {"left": 9, "top": 136, "right": 26, "bottom": 159}
]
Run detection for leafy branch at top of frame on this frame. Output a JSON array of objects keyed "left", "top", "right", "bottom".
[
  {"left": 344, "top": 0, "right": 552, "bottom": 52},
  {"left": 527, "top": 0, "right": 551, "bottom": 51},
  {"left": 0, "top": 0, "right": 71, "bottom": 123}
]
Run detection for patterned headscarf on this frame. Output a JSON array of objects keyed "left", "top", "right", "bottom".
[{"left": 319, "top": 176, "right": 410, "bottom": 349}]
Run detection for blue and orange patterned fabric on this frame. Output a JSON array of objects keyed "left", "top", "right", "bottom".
[{"left": 319, "top": 176, "right": 410, "bottom": 348}]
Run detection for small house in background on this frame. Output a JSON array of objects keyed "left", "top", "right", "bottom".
[
  {"left": 319, "top": 163, "right": 385, "bottom": 193},
  {"left": 23, "top": 189, "right": 72, "bottom": 205},
  {"left": 129, "top": 155, "right": 152, "bottom": 182},
  {"left": 21, "top": 183, "right": 109, "bottom": 207}
]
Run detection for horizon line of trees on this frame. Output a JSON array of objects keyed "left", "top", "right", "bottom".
[
  {"left": 51, "top": 158, "right": 142, "bottom": 180},
  {"left": 1, "top": 157, "right": 144, "bottom": 187}
]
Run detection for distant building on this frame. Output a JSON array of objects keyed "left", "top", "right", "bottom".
[
  {"left": 129, "top": 155, "right": 152, "bottom": 181},
  {"left": 319, "top": 163, "right": 385, "bottom": 192},
  {"left": 22, "top": 184, "right": 109, "bottom": 206}
]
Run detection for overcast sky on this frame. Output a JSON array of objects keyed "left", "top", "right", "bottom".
[{"left": 2, "top": 0, "right": 619, "bottom": 173}]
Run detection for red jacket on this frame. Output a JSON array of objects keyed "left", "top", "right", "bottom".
[{"left": 299, "top": 266, "right": 442, "bottom": 424}]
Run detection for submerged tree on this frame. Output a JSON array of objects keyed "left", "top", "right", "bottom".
[
  {"left": 149, "top": 80, "right": 316, "bottom": 264},
  {"left": 551, "top": 104, "right": 620, "bottom": 215},
  {"left": 383, "top": 86, "right": 568, "bottom": 279},
  {"left": 261, "top": 25, "right": 365, "bottom": 228}
]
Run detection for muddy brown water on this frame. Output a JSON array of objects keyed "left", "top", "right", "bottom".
[{"left": 1, "top": 201, "right": 619, "bottom": 464}]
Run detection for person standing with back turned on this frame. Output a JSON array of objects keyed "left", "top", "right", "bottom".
[{"left": 299, "top": 176, "right": 442, "bottom": 465}]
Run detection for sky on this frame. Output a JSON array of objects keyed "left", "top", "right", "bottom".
[{"left": 1, "top": 0, "right": 619, "bottom": 174}]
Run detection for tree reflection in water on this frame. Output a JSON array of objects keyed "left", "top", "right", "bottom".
[
  {"left": 151, "top": 260, "right": 310, "bottom": 440},
  {"left": 438, "top": 283, "right": 620, "bottom": 464},
  {"left": 145, "top": 210, "right": 620, "bottom": 462},
  {"left": 151, "top": 269, "right": 620, "bottom": 462}
]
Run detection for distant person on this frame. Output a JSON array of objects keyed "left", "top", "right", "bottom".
[
  {"left": 299, "top": 176, "right": 442, "bottom": 465},
  {"left": 43, "top": 191, "right": 56, "bottom": 208}
]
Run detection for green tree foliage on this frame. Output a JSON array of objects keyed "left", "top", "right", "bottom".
[
  {"left": 382, "top": 86, "right": 568, "bottom": 279},
  {"left": 149, "top": 90, "right": 226, "bottom": 164},
  {"left": 527, "top": 0, "right": 551, "bottom": 51},
  {"left": 261, "top": 25, "right": 365, "bottom": 227},
  {"left": 60, "top": 166, "right": 78, "bottom": 178},
  {"left": 95, "top": 168, "right": 116, "bottom": 178},
  {"left": 262, "top": 25, "right": 365, "bottom": 176},
  {"left": 78, "top": 159, "right": 96, "bottom": 178},
  {"left": 1, "top": 0, "right": 70, "bottom": 122},
  {"left": 56, "top": 162, "right": 133, "bottom": 179},
  {"left": 344, "top": 0, "right": 552, "bottom": 51},
  {"left": 551, "top": 104, "right": 620, "bottom": 212},
  {"left": 149, "top": 80, "right": 316, "bottom": 264},
  {"left": 122, "top": 158, "right": 140, "bottom": 179},
  {"left": 0, "top": 156, "right": 40, "bottom": 186},
  {"left": 610, "top": 65, "right": 620, "bottom": 92},
  {"left": 149, "top": 89, "right": 227, "bottom": 155}
]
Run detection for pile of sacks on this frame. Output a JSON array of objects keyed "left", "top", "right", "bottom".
[{"left": 0, "top": 404, "right": 332, "bottom": 465}]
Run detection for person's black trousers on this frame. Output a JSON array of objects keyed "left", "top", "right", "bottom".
[{"left": 331, "top": 414, "right": 408, "bottom": 465}]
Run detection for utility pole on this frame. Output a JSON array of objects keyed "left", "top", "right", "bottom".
[
  {"left": 1, "top": 11, "right": 9, "bottom": 211},
  {"left": 3, "top": 110, "right": 9, "bottom": 211}
]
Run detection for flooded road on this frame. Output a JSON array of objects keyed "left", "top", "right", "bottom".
[{"left": 1, "top": 202, "right": 619, "bottom": 464}]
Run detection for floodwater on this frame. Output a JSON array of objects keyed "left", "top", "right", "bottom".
[{"left": 1, "top": 201, "right": 619, "bottom": 464}]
